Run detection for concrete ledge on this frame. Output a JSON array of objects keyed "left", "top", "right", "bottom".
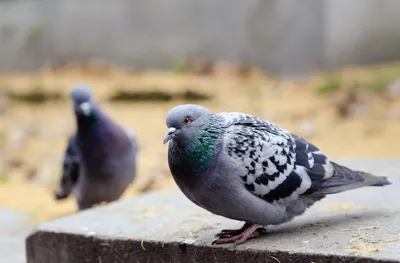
[
  {"left": 26, "top": 232, "right": 400, "bottom": 263},
  {"left": 26, "top": 160, "right": 400, "bottom": 263},
  {"left": 0, "top": 209, "right": 31, "bottom": 263}
]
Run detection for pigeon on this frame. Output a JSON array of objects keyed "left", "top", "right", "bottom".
[
  {"left": 55, "top": 85, "right": 138, "bottom": 210},
  {"left": 163, "top": 104, "right": 392, "bottom": 245}
]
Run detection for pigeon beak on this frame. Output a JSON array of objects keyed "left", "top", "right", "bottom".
[
  {"left": 163, "top": 127, "right": 176, "bottom": 144},
  {"left": 79, "top": 102, "right": 91, "bottom": 116}
]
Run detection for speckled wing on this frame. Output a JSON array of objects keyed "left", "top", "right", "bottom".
[
  {"left": 290, "top": 134, "right": 334, "bottom": 195},
  {"left": 219, "top": 112, "right": 334, "bottom": 204},
  {"left": 62, "top": 134, "right": 80, "bottom": 182},
  {"left": 56, "top": 134, "right": 81, "bottom": 199}
]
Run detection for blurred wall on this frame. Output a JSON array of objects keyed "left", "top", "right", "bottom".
[
  {"left": 0, "top": 0, "right": 400, "bottom": 76},
  {"left": 326, "top": 0, "right": 400, "bottom": 70}
]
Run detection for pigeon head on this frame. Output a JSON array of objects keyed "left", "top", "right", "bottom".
[
  {"left": 70, "top": 84, "right": 97, "bottom": 118},
  {"left": 163, "top": 104, "right": 212, "bottom": 146}
]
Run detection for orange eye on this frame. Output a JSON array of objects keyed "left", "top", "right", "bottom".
[{"left": 183, "top": 117, "right": 191, "bottom": 125}]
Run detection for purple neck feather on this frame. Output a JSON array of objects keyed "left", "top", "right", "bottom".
[{"left": 75, "top": 104, "right": 130, "bottom": 160}]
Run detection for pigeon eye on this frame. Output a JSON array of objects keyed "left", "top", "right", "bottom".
[{"left": 183, "top": 117, "right": 191, "bottom": 125}]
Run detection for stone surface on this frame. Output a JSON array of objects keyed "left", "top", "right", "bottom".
[
  {"left": 26, "top": 159, "right": 400, "bottom": 263},
  {"left": 2, "top": 1, "right": 400, "bottom": 75},
  {"left": 0, "top": 209, "right": 32, "bottom": 263}
]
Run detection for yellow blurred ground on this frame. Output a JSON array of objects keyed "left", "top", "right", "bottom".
[{"left": 0, "top": 65, "right": 399, "bottom": 224}]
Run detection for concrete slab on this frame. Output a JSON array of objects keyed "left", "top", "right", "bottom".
[
  {"left": 0, "top": 209, "right": 32, "bottom": 263},
  {"left": 26, "top": 160, "right": 400, "bottom": 263}
]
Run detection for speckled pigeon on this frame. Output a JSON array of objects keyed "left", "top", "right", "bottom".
[
  {"left": 55, "top": 85, "right": 138, "bottom": 210},
  {"left": 163, "top": 104, "right": 391, "bottom": 245}
]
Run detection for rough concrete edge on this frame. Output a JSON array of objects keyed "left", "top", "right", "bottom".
[{"left": 25, "top": 230, "right": 399, "bottom": 263}]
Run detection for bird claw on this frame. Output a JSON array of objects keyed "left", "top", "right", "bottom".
[
  {"left": 215, "top": 230, "right": 242, "bottom": 239},
  {"left": 215, "top": 222, "right": 252, "bottom": 238},
  {"left": 212, "top": 224, "right": 266, "bottom": 245}
]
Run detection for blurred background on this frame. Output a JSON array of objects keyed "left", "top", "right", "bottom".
[{"left": 0, "top": 0, "right": 400, "bottom": 255}]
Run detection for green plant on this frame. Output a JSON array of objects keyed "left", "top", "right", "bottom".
[
  {"left": 26, "top": 23, "right": 45, "bottom": 42},
  {"left": 6, "top": 84, "right": 62, "bottom": 104},
  {"left": 315, "top": 73, "right": 342, "bottom": 94},
  {"left": 180, "top": 90, "right": 211, "bottom": 100},
  {"left": 171, "top": 57, "right": 190, "bottom": 74},
  {"left": 109, "top": 90, "right": 173, "bottom": 102},
  {"left": 365, "top": 70, "right": 399, "bottom": 94},
  {"left": 0, "top": 174, "right": 9, "bottom": 184},
  {"left": 0, "top": 23, "right": 16, "bottom": 42},
  {"left": 109, "top": 89, "right": 211, "bottom": 102}
]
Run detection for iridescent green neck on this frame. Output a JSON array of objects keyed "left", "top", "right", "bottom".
[{"left": 184, "top": 117, "right": 222, "bottom": 172}]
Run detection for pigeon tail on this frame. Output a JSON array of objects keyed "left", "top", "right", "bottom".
[{"left": 311, "top": 161, "right": 391, "bottom": 196}]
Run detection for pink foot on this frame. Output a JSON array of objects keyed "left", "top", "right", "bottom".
[
  {"left": 212, "top": 224, "right": 266, "bottom": 245},
  {"left": 216, "top": 222, "right": 252, "bottom": 238}
]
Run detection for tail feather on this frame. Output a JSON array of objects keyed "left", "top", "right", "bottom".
[
  {"left": 356, "top": 170, "right": 392, "bottom": 186},
  {"left": 312, "top": 161, "right": 391, "bottom": 196}
]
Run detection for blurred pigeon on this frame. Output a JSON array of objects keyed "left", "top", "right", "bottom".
[
  {"left": 55, "top": 85, "right": 138, "bottom": 210},
  {"left": 163, "top": 104, "right": 391, "bottom": 245}
]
